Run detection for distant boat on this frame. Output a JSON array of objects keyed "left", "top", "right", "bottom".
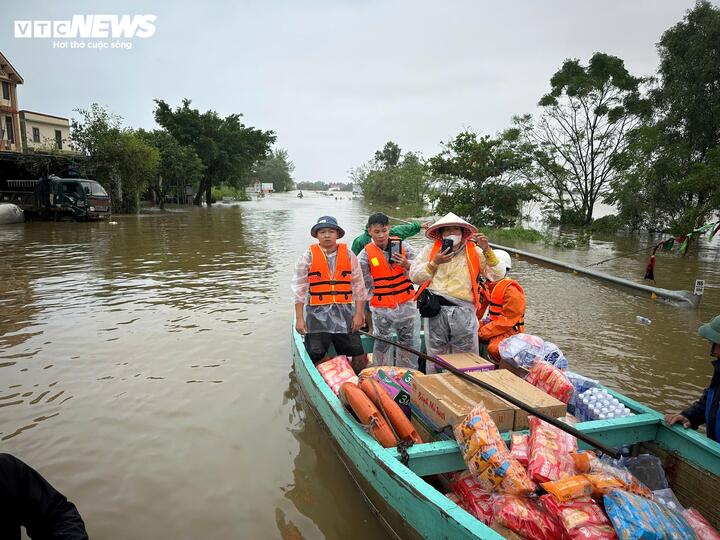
[{"left": 297, "top": 191, "right": 304, "bottom": 198}]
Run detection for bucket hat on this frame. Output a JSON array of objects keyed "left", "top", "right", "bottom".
[
  {"left": 425, "top": 212, "right": 477, "bottom": 241},
  {"left": 311, "top": 216, "right": 345, "bottom": 238},
  {"left": 699, "top": 315, "right": 720, "bottom": 345}
]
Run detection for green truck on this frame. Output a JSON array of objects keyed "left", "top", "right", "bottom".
[{"left": 0, "top": 175, "right": 111, "bottom": 221}]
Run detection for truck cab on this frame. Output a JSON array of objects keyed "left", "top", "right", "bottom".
[{"left": 36, "top": 176, "right": 111, "bottom": 220}]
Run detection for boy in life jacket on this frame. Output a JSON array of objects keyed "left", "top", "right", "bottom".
[
  {"left": 409, "top": 213, "right": 505, "bottom": 373},
  {"left": 358, "top": 213, "right": 421, "bottom": 369},
  {"left": 292, "top": 216, "right": 368, "bottom": 372},
  {"left": 477, "top": 249, "right": 526, "bottom": 361},
  {"left": 665, "top": 315, "right": 720, "bottom": 443}
]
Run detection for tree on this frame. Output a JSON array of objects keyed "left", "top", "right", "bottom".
[
  {"left": 374, "top": 141, "right": 401, "bottom": 169},
  {"left": 71, "top": 104, "right": 159, "bottom": 213},
  {"left": 513, "top": 53, "right": 648, "bottom": 225},
  {"left": 609, "top": 1, "right": 720, "bottom": 233},
  {"left": 136, "top": 129, "right": 205, "bottom": 209},
  {"left": 428, "top": 130, "right": 531, "bottom": 227},
  {"left": 251, "top": 148, "right": 294, "bottom": 192},
  {"left": 358, "top": 143, "right": 431, "bottom": 206},
  {"left": 153, "top": 99, "right": 275, "bottom": 206}
]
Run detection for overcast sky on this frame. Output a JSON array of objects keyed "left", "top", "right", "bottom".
[{"left": 3, "top": 1, "right": 709, "bottom": 182}]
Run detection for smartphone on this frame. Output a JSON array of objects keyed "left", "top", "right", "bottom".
[
  {"left": 389, "top": 238, "right": 401, "bottom": 261},
  {"left": 441, "top": 238, "right": 454, "bottom": 254}
]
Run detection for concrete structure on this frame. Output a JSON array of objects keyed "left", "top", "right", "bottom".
[
  {"left": 19, "top": 110, "right": 73, "bottom": 153},
  {"left": 245, "top": 182, "right": 274, "bottom": 195},
  {"left": 0, "top": 51, "right": 24, "bottom": 153}
]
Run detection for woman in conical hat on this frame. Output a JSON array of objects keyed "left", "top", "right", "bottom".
[{"left": 409, "top": 212, "right": 505, "bottom": 373}]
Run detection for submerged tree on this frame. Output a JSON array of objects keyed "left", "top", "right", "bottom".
[
  {"left": 251, "top": 148, "right": 295, "bottom": 192},
  {"left": 514, "top": 53, "right": 648, "bottom": 225},
  {"left": 154, "top": 99, "right": 275, "bottom": 206}
]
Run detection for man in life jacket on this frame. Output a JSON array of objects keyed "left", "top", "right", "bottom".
[
  {"left": 665, "top": 315, "right": 720, "bottom": 443},
  {"left": 292, "top": 216, "right": 368, "bottom": 372},
  {"left": 409, "top": 213, "right": 505, "bottom": 373},
  {"left": 358, "top": 213, "right": 421, "bottom": 369},
  {"left": 477, "top": 249, "right": 526, "bottom": 361}
]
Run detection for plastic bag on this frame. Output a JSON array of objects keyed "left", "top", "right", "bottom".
[
  {"left": 588, "top": 454, "right": 653, "bottom": 498},
  {"left": 585, "top": 473, "right": 623, "bottom": 497},
  {"left": 493, "top": 495, "right": 563, "bottom": 540},
  {"left": 540, "top": 494, "right": 617, "bottom": 539},
  {"left": 498, "top": 333, "right": 545, "bottom": 368},
  {"left": 526, "top": 361, "right": 575, "bottom": 403},
  {"left": 510, "top": 433, "right": 529, "bottom": 466},
  {"left": 316, "top": 356, "right": 359, "bottom": 395},
  {"left": 682, "top": 508, "right": 720, "bottom": 540},
  {"left": 604, "top": 489, "right": 696, "bottom": 540},
  {"left": 542, "top": 475, "right": 592, "bottom": 502},
  {"left": 652, "top": 488, "right": 684, "bottom": 513},
  {"left": 454, "top": 404, "right": 534, "bottom": 495},
  {"left": 617, "top": 454, "right": 669, "bottom": 491},
  {"left": 542, "top": 341, "right": 569, "bottom": 369},
  {"left": 528, "top": 416, "right": 578, "bottom": 483}
]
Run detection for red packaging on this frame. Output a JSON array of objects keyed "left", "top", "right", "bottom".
[
  {"left": 510, "top": 433, "right": 529, "bottom": 466},
  {"left": 463, "top": 487, "right": 494, "bottom": 524},
  {"left": 316, "top": 355, "right": 358, "bottom": 395},
  {"left": 493, "top": 495, "right": 563, "bottom": 540},
  {"left": 526, "top": 361, "right": 575, "bottom": 403},
  {"left": 540, "top": 494, "right": 617, "bottom": 540},
  {"left": 682, "top": 508, "right": 720, "bottom": 540},
  {"left": 528, "top": 417, "right": 577, "bottom": 483}
]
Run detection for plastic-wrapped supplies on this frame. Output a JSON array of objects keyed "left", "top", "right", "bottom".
[
  {"left": 574, "top": 388, "right": 634, "bottom": 422},
  {"left": 526, "top": 361, "right": 575, "bottom": 403},
  {"left": 528, "top": 416, "right": 578, "bottom": 483},
  {"left": 509, "top": 433, "right": 529, "bottom": 467},
  {"left": 652, "top": 489, "right": 684, "bottom": 514},
  {"left": 493, "top": 495, "right": 563, "bottom": 540},
  {"left": 316, "top": 356, "right": 359, "bottom": 395},
  {"left": 498, "top": 333, "right": 569, "bottom": 369},
  {"left": 604, "top": 489, "right": 696, "bottom": 540},
  {"left": 682, "top": 508, "right": 720, "bottom": 540},
  {"left": 540, "top": 494, "right": 618, "bottom": 539}
]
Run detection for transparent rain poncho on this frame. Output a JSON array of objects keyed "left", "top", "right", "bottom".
[
  {"left": 410, "top": 241, "right": 503, "bottom": 373},
  {"left": 291, "top": 245, "right": 367, "bottom": 334},
  {"left": 358, "top": 241, "right": 421, "bottom": 369}
]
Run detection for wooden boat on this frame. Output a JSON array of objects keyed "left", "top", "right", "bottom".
[{"left": 291, "top": 328, "right": 720, "bottom": 538}]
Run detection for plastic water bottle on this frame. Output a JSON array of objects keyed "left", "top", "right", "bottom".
[{"left": 636, "top": 316, "right": 652, "bottom": 325}]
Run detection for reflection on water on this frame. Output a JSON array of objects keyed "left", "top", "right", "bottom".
[{"left": 0, "top": 193, "right": 718, "bottom": 538}]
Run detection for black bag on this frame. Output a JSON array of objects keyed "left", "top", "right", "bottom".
[{"left": 417, "top": 288, "right": 442, "bottom": 318}]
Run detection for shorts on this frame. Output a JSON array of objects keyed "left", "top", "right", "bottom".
[{"left": 304, "top": 332, "right": 365, "bottom": 363}]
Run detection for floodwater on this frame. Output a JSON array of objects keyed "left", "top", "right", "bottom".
[{"left": 0, "top": 193, "right": 718, "bottom": 539}]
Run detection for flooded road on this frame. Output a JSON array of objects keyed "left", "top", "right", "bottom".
[{"left": 0, "top": 193, "right": 718, "bottom": 539}]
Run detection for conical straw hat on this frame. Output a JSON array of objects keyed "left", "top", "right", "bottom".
[{"left": 425, "top": 212, "right": 477, "bottom": 241}]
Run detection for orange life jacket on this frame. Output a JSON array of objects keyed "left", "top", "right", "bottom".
[
  {"left": 308, "top": 243, "right": 353, "bottom": 306},
  {"left": 364, "top": 238, "right": 415, "bottom": 309},
  {"left": 415, "top": 240, "right": 482, "bottom": 309},
  {"left": 479, "top": 277, "right": 526, "bottom": 332}
]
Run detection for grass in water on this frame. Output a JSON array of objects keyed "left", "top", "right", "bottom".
[{"left": 483, "top": 227, "right": 546, "bottom": 243}]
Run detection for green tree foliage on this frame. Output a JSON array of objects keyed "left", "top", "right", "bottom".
[
  {"left": 251, "top": 148, "right": 295, "bottom": 192},
  {"left": 136, "top": 129, "right": 205, "bottom": 209},
  {"left": 296, "top": 180, "right": 330, "bottom": 191},
  {"left": 153, "top": 99, "right": 275, "bottom": 206},
  {"left": 71, "top": 104, "right": 159, "bottom": 213},
  {"left": 428, "top": 131, "right": 531, "bottom": 227},
  {"left": 609, "top": 1, "right": 720, "bottom": 233},
  {"left": 358, "top": 142, "right": 431, "bottom": 205},
  {"left": 513, "top": 53, "right": 648, "bottom": 225}
]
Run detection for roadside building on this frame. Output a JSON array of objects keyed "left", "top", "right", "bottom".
[
  {"left": 0, "top": 51, "right": 24, "bottom": 154},
  {"left": 19, "top": 110, "right": 74, "bottom": 153}
]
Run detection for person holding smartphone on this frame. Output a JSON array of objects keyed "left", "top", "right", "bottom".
[
  {"left": 409, "top": 212, "right": 505, "bottom": 373},
  {"left": 358, "top": 213, "right": 421, "bottom": 369}
]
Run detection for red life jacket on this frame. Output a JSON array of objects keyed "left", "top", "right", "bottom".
[
  {"left": 308, "top": 243, "right": 353, "bottom": 306},
  {"left": 364, "top": 238, "right": 415, "bottom": 309},
  {"left": 479, "top": 277, "right": 526, "bottom": 332}
]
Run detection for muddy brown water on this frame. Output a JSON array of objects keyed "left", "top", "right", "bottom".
[{"left": 0, "top": 193, "right": 718, "bottom": 539}]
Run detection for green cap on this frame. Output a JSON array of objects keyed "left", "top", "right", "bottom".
[{"left": 698, "top": 315, "right": 720, "bottom": 345}]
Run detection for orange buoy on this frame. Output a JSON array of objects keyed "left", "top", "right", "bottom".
[
  {"left": 359, "top": 378, "right": 423, "bottom": 444},
  {"left": 340, "top": 382, "right": 398, "bottom": 448}
]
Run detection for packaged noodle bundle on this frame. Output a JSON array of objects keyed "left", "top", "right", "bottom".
[
  {"left": 604, "top": 489, "right": 696, "bottom": 540},
  {"left": 510, "top": 432, "right": 529, "bottom": 466},
  {"left": 445, "top": 492, "right": 464, "bottom": 507},
  {"left": 571, "top": 451, "right": 651, "bottom": 499},
  {"left": 526, "top": 360, "right": 575, "bottom": 404},
  {"left": 316, "top": 355, "right": 358, "bottom": 395},
  {"left": 682, "top": 508, "right": 720, "bottom": 540},
  {"left": 450, "top": 471, "right": 495, "bottom": 524},
  {"left": 541, "top": 475, "right": 592, "bottom": 502},
  {"left": 528, "top": 416, "right": 578, "bottom": 483},
  {"left": 493, "top": 495, "right": 563, "bottom": 540},
  {"left": 540, "top": 494, "right": 617, "bottom": 540},
  {"left": 585, "top": 473, "right": 624, "bottom": 497},
  {"left": 454, "top": 404, "right": 535, "bottom": 495}
]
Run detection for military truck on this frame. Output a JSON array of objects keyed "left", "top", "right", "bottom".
[{"left": 0, "top": 175, "right": 111, "bottom": 221}]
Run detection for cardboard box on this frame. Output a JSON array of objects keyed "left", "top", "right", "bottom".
[
  {"left": 466, "top": 369, "right": 567, "bottom": 430},
  {"left": 435, "top": 352, "right": 496, "bottom": 373},
  {"left": 411, "top": 372, "right": 515, "bottom": 432}
]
